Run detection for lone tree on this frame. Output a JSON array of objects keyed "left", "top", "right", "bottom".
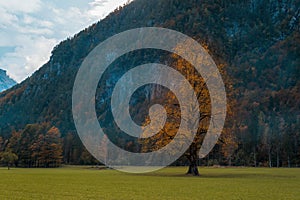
[
  {"left": 140, "top": 41, "right": 232, "bottom": 176},
  {"left": 0, "top": 150, "right": 18, "bottom": 170}
]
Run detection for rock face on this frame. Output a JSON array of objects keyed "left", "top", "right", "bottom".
[{"left": 0, "top": 69, "right": 16, "bottom": 92}]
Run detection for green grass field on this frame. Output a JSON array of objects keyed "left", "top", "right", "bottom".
[{"left": 0, "top": 166, "right": 299, "bottom": 200}]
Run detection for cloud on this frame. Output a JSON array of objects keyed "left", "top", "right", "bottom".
[
  {"left": 88, "top": 0, "right": 131, "bottom": 18},
  {"left": 0, "top": 8, "right": 18, "bottom": 29},
  {"left": 0, "top": 0, "right": 41, "bottom": 13},
  {"left": 0, "top": 0, "right": 131, "bottom": 82},
  {"left": 0, "top": 36, "right": 57, "bottom": 82}
]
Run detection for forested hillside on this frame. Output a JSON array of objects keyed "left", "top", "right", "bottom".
[{"left": 0, "top": 0, "right": 299, "bottom": 167}]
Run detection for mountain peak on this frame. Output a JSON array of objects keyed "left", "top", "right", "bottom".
[{"left": 0, "top": 69, "right": 16, "bottom": 92}]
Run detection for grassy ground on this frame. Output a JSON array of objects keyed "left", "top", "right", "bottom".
[{"left": 0, "top": 166, "right": 299, "bottom": 199}]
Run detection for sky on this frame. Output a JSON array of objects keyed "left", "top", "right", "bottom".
[{"left": 0, "top": 0, "right": 131, "bottom": 82}]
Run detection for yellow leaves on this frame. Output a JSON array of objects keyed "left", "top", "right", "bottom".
[
  {"left": 47, "top": 126, "right": 61, "bottom": 137},
  {"left": 139, "top": 41, "right": 215, "bottom": 154}
]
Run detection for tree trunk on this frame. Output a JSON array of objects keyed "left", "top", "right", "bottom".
[
  {"left": 253, "top": 147, "right": 257, "bottom": 167},
  {"left": 276, "top": 150, "right": 279, "bottom": 168},
  {"left": 268, "top": 147, "right": 272, "bottom": 168},
  {"left": 187, "top": 163, "right": 199, "bottom": 176},
  {"left": 7, "top": 163, "right": 10, "bottom": 170},
  {"left": 186, "top": 144, "right": 199, "bottom": 176}
]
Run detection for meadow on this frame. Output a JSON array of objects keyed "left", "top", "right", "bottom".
[{"left": 0, "top": 166, "right": 299, "bottom": 199}]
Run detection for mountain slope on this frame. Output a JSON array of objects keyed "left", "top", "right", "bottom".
[
  {"left": 0, "top": 69, "right": 16, "bottom": 92},
  {"left": 0, "top": 0, "right": 299, "bottom": 166}
]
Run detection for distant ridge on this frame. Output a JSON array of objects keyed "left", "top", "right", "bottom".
[{"left": 0, "top": 69, "right": 16, "bottom": 92}]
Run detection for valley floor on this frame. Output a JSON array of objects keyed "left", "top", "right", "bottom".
[{"left": 0, "top": 166, "right": 299, "bottom": 199}]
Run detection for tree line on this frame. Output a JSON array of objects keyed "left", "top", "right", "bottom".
[
  {"left": 0, "top": 123, "right": 63, "bottom": 168},
  {"left": 0, "top": 118, "right": 299, "bottom": 170}
]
